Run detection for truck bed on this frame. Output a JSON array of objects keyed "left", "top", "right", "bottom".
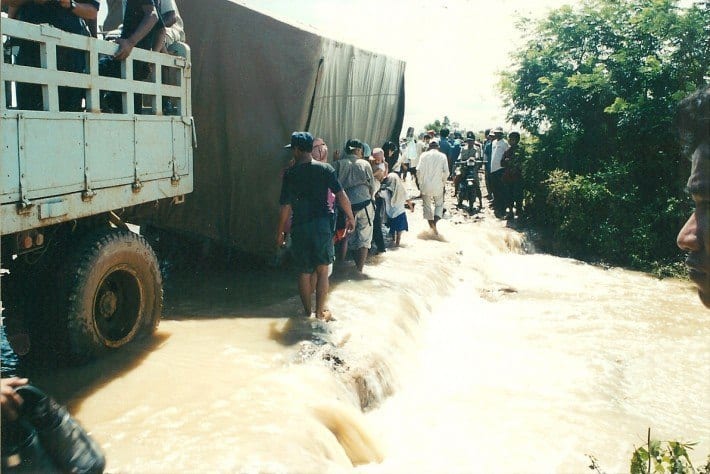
[{"left": 1, "top": 17, "right": 194, "bottom": 236}]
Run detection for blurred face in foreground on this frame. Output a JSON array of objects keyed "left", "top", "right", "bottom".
[
  {"left": 312, "top": 139, "right": 328, "bottom": 162},
  {"left": 677, "top": 146, "right": 710, "bottom": 307},
  {"left": 676, "top": 87, "right": 710, "bottom": 308},
  {"left": 372, "top": 149, "right": 384, "bottom": 164}
]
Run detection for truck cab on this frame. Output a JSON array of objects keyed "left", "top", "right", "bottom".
[{"left": 0, "top": 14, "right": 194, "bottom": 362}]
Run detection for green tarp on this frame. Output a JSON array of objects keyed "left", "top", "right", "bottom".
[{"left": 157, "top": 1, "right": 405, "bottom": 257}]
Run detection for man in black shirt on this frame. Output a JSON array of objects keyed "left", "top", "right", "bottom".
[
  {"left": 277, "top": 132, "right": 355, "bottom": 321},
  {"left": 100, "top": 0, "right": 163, "bottom": 113},
  {"left": 114, "top": 0, "right": 163, "bottom": 61}
]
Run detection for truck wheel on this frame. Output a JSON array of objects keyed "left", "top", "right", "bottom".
[{"left": 65, "top": 229, "right": 162, "bottom": 360}]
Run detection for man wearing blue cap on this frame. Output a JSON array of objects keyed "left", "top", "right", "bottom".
[{"left": 277, "top": 132, "right": 355, "bottom": 320}]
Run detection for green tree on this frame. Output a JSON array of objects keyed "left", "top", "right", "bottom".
[
  {"left": 423, "top": 119, "right": 443, "bottom": 134},
  {"left": 501, "top": 0, "right": 709, "bottom": 271}
]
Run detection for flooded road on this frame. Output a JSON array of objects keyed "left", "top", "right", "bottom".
[{"left": 29, "top": 191, "right": 709, "bottom": 473}]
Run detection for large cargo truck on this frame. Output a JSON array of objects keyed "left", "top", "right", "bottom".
[
  {"left": 0, "top": 15, "right": 194, "bottom": 361},
  {"left": 0, "top": 1, "right": 406, "bottom": 363}
]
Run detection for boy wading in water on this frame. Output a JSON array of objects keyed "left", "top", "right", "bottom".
[{"left": 277, "top": 132, "right": 355, "bottom": 321}]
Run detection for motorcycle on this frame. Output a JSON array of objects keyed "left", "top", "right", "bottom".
[{"left": 455, "top": 158, "right": 483, "bottom": 213}]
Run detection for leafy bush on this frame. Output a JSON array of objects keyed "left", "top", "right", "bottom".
[
  {"left": 630, "top": 440, "right": 697, "bottom": 474},
  {"left": 588, "top": 431, "right": 710, "bottom": 474},
  {"left": 502, "top": 0, "right": 706, "bottom": 272}
]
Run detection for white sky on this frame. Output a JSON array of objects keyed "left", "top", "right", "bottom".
[
  {"left": 98, "top": 0, "right": 572, "bottom": 133},
  {"left": 236, "top": 0, "right": 574, "bottom": 134}
]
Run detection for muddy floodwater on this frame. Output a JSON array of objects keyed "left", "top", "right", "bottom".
[{"left": 28, "top": 187, "right": 709, "bottom": 473}]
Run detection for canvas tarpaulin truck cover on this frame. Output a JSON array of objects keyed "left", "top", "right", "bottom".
[{"left": 156, "top": 0, "right": 406, "bottom": 257}]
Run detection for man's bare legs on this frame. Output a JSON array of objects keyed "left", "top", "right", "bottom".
[
  {"left": 310, "top": 272, "right": 317, "bottom": 293},
  {"left": 314, "top": 264, "right": 331, "bottom": 320},
  {"left": 428, "top": 216, "right": 441, "bottom": 234},
  {"left": 394, "top": 231, "right": 402, "bottom": 247},
  {"left": 298, "top": 265, "right": 332, "bottom": 319},
  {"left": 337, "top": 239, "right": 348, "bottom": 264},
  {"left": 298, "top": 273, "right": 313, "bottom": 316},
  {"left": 355, "top": 247, "right": 368, "bottom": 272}
]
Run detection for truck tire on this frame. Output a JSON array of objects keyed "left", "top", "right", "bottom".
[{"left": 65, "top": 228, "right": 162, "bottom": 360}]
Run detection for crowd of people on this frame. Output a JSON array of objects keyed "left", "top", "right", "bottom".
[
  {"left": 1, "top": 3, "right": 708, "bottom": 465},
  {"left": 276, "top": 127, "right": 544, "bottom": 320},
  {"left": 277, "top": 83, "right": 709, "bottom": 322},
  {"left": 398, "top": 126, "right": 524, "bottom": 220}
]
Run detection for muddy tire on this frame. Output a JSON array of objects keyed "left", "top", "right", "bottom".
[{"left": 65, "top": 229, "right": 162, "bottom": 360}]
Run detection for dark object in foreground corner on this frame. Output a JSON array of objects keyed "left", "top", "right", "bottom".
[{"left": 1, "top": 385, "right": 106, "bottom": 474}]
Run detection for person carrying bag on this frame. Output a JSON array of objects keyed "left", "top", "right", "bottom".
[{"left": 2, "top": 384, "right": 106, "bottom": 474}]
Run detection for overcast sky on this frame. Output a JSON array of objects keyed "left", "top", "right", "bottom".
[
  {"left": 94, "top": 0, "right": 577, "bottom": 133},
  {"left": 235, "top": 0, "right": 573, "bottom": 133}
]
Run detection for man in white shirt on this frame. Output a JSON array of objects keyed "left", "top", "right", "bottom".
[
  {"left": 416, "top": 139, "right": 449, "bottom": 234},
  {"left": 160, "top": 0, "right": 184, "bottom": 52},
  {"left": 411, "top": 134, "right": 430, "bottom": 190},
  {"left": 489, "top": 126, "right": 510, "bottom": 218}
]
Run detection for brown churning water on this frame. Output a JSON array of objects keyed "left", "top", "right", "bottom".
[{"left": 30, "top": 204, "right": 709, "bottom": 473}]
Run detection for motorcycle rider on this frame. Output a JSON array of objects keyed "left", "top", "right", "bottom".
[
  {"left": 454, "top": 136, "right": 480, "bottom": 197},
  {"left": 452, "top": 137, "right": 483, "bottom": 211}
]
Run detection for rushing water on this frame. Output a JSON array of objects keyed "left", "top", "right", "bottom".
[{"left": 27, "top": 193, "right": 709, "bottom": 473}]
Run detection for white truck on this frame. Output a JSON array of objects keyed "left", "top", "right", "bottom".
[{"left": 0, "top": 15, "right": 194, "bottom": 362}]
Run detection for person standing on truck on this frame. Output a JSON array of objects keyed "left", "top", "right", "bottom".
[
  {"left": 158, "top": 0, "right": 182, "bottom": 52},
  {"left": 277, "top": 132, "right": 355, "bottom": 321},
  {"left": 5, "top": 0, "right": 99, "bottom": 111},
  {"left": 101, "top": 0, "right": 123, "bottom": 31},
  {"left": 103, "top": 0, "right": 182, "bottom": 52},
  {"left": 113, "top": 0, "right": 163, "bottom": 60},
  {"left": 100, "top": 0, "right": 164, "bottom": 113}
]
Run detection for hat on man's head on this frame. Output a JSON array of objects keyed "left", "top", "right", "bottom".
[
  {"left": 346, "top": 139, "right": 364, "bottom": 151},
  {"left": 465, "top": 136, "right": 476, "bottom": 142},
  {"left": 285, "top": 131, "right": 314, "bottom": 150},
  {"left": 493, "top": 126, "right": 505, "bottom": 134},
  {"left": 429, "top": 139, "right": 439, "bottom": 147}
]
